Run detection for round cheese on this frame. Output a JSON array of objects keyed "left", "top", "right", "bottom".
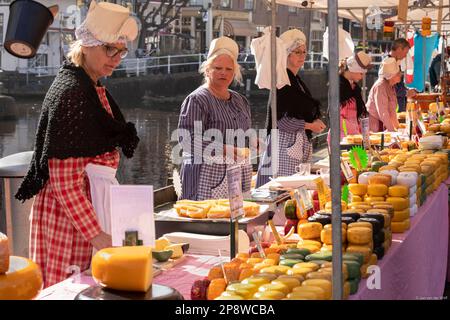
[
  {"left": 409, "top": 194, "right": 417, "bottom": 207},
  {"left": 0, "top": 256, "right": 43, "bottom": 300},
  {"left": 347, "top": 227, "right": 372, "bottom": 245},
  {"left": 351, "top": 195, "right": 363, "bottom": 202},
  {"left": 409, "top": 185, "right": 417, "bottom": 195},
  {"left": 348, "top": 222, "right": 373, "bottom": 230},
  {"left": 358, "top": 172, "right": 378, "bottom": 185},
  {"left": 348, "top": 184, "right": 368, "bottom": 196},
  {"left": 388, "top": 185, "right": 409, "bottom": 197},
  {"left": 392, "top": 209, "right": 410, "bottom": 222},
  {"left": 289, "top": 286, "right": 323, "bottom": 300},
  {"left": 368, "top": 174, "right": 392, "bottom": 186},
  {"left": 346, "top": 245, "right": 372, "bottom": 263},
  {"left": 367, "top": 184, "right": 388, "bottom": 196},
  {"left": 397, "top": 172, "right": 418, "bottom": 187},
  {"left": 301, "top": 279, "right": 332, "bottom": 300},
  {"left": 391, "top": 220, "right": 409, "bottom": 233},
  {"left": 0, "top": 233, "right": 9, "bottom": 274},
  {"left": 386, "top": 197, "right": 409, "bottom": 211},
  {"left": 364, "top": 196, "right": 386, "bottom": 203},
  {"left": 298, "top": 222, "right": 323, "bottom": 240},
  {"left": 410, "top": 204, "right": 418, "bottom": 217}
]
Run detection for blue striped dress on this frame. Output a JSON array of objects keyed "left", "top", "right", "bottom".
[{"left": 178, "top": 86, "right": 253, "bottom": 200}]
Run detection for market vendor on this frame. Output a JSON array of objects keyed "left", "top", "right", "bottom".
[
  {"left": 256, "top": 29, "right": 325, "bottom": 187},
  {"left": 335, "top": 51, "right": 372, "bottom": 139},
  {"left": 14, "top": 1, "right": 140, "bottom": 287},
  {"left": 177, "top": 36, "right": 253, "bottom": 200},
  {"left": 367, "top": 57, "right": 402, "bottom": 132}
]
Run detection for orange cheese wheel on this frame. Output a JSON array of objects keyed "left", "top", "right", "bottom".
[
  {"left": 364, "top": 196, "right": 386, "bottom": 203},
  {"left": 367, "top": 184, "right": 388, "bottom": 197},
  {"left": 347, "top": 227, "right": 372, "bottom": 245},
  {"left": 393, "top": 209, "right": 410, "bottom": 222},
  {"left": 368, "top": 174, "right": 392, "bottom": 186},
  {"left": 391, "top": 220, "right": 409, "bottom": 233},
  {"left": 0, "top": 233, "right": 9, "bottom": 274},
  {"left": 388, "top": 185, "right": 409, "bottom": 197},
  {"left": 348, "top": 184, "right": 368, "bottom": 196},
  {"left": 0, "top": 256, "right": 43, "bottom": 300},
  {"left": 298, "top": 222, "right": 323, "bottom": 240},
  {"left": 301, "top": 279, "right": 332, "bottom": 300},
  {"left": 346, "top": 245, "right": 372, "bottom": 263},
  {"left": 348, "top": 222, "right": 373, "bottom": 230},
  {"left": 386, "top": 197, "right": 409, "bottom": 211}
]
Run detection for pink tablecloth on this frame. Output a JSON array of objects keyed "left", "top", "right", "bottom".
[
  {"left": 350, "top": 184, "right": 449, "bottom": 300},
  {"left": 445, "top": 176, "right": 450, "bottom": 282}
]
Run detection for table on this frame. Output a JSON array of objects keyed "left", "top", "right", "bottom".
[
  {"left": 38, "top": 184, "right": 449, "bottom": 300},
  {"left": 350, "top": 184, "right": 449, "bottom": 300},
  {"left": 445, "top": 176, "right": 450, "bottom": 282}
]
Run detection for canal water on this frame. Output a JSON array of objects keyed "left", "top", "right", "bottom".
[{"left": 0, "top": 98, "right": 268, "bottom": 190}]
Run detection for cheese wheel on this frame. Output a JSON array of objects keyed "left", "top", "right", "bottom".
[
  {"left": 350, "top": 203, "right": 372, "bottom": 211},
  {"left": 388, "top": 185, "right": 409, "bottom": 197},
  {"left": 0, "top": 256, "right": 43, "bottom": 300},
  {"left": 348, "top": 222, "right": 373, "bottom": 230},
  {"left": 392, "top": 209, "right": 410, "bottom": 222},
  {"left": 380, "top": 213, "right": 391, "bottom": 228},
  {"left": 391, "top": 220, "right": 408, "bottom": 233},
  {"left": 351, "top": 195, "right": 363, "bottom": 202},
  {"left": 298, "top": 222, "right": 323, "bottom": 240},
  {"left": 346, "top": 245, "right": 372, "bottom": 263},
  {"left": 379, "top": 170, "right": 398, "bottom": 184},
  {"left": 405, "top": 218, "right": 411, "bottom": 230},
  {"left": 0, "top": 233, "right": 9, "bottom": 274},
  {"left": 386, "top": 197, "right": 409, "bottom": 211},
  {"left": 92, "top": 246, "right": 153, "bottom": 292},
  {"left": 348, "top": 184, "right": 368, "bottom": 196},
  {"left": 368, "top": 253, "right": 378, "bottom": 266},
  {"left": 320, "top": 228, "right": 347, "bottom": 245},
  {"left": 379, "top": 166, "right": 397, "bottom": 172},
  {"left": 306, "top": 271, "right": 332, "bottom": 281},
  {"left": 368, "top": 174, "right": 392, "bottom": 186},
  {"left": 409, "top": 194, "right": 417, "bottom": 207},
  {"left": 409, "top": 185, "right": 417, "bottom": 195},
  {"left": 358, "top": 172, "right": 378, "bottom": 185},
  {"left": 367, "top": 184, "right": 388, "bottom": 197},
  {"left": 410, "top": 204, "right": 418, "bottom": 217},
  {"left": 364, "top": 196, "right": 386, "bottom": 203},
  {"left": 288, "top": 287, "right": 322, "bottom": 300},
  {"left": 397, "top": 172, "right": 418, "bottom": 187},
  {"left": 347, "top": 227, "right": 372, "bottom": 245},
  {"left": 301, "top": 279, "right": 332, "bottom": 300}
]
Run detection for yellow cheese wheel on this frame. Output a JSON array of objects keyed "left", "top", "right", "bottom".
[
  {"left": 348, "top": 184, "right": 368, "bottom": 196},
  {"left": 293, "top": 262, "right": 320, "bottom": 271},
  {"left": 392, "top": 209, "right": 410, "bottom": 222},
  {"left": 391, "top": 220, "right": 409, "bottom": 233},
  {"left": 323, "top": 223, "right": 347, "bottom": 230},
  {"left": 325, "top": 201, "right": 347, "bottom": 211},
  {"left": 254, "top": 290, "right": 286, "bottom": 300},
  {"left": 287, "top": 267, "right": 314, "bottom": 278},
  {"left": 319, "top": 267, "right": 349, "bottom": 281},
  {"left": 346, "top": 245, "right": 372, "bottom": 263},
  {"left": 386, "top": 197, "right": 409, "bottom": 211},
  {"left": 405, "top": 218, "right": 411, "bottom": 230},
  {"left": 287, "top": 287, "right": 321, "bottom": 300},
  {"left": 320, "top": 228, "right": 346, "bottom": 245},
  {"left": 366, "top": 208, "right": 388, "bottom": 215},
  {"left": 348, "top": 222, "right": 373, "bottom": 230},
  {"left": 364, "top": 196, "right": 386, "bottom": 203},
  {"left": 0, "top": 233, "right": 9, "bottom": 274},
  {"left": 301, "top": 279, "right": 332, "bottom": 300},
  {"left": 306, "top": 271, "right": 332, "bottom": 281},
  {"left": 388, "top": 185, "right": 409, "bottom": 197},
  {"left": 349, "top": 203, "right": 372, "bottom": 211},
  {"left": 367, "top": 184, "right": 388, "bottom": 196},
  {"left": 368, "top": 174, "right": 392, "bottom": 186},
  {"left": 351, "top": 195, "right": 363, "bottom": 202},
  {"left": 298, "top": 222, "right": 323, "bottom": 240},
  {"left": 379, "top": 165, "right": 397, "bottom": 172},
  {"left": 0, "top": 256, "right": 43, "bottom": 300},
  {"left": 347, "top": 227, "right": 372, "bottom": 245},
  {"left": 372, "top": 204, "right": 394, "bottom": 217},
  {"left": 92, "top": 246, "right": 153, "bottom": 292}
]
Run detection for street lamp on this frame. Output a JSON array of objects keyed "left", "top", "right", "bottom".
[{"left": 198, "top": 7, "right": 208, "bottom": 53}]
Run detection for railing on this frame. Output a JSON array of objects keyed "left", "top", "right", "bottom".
[{"left": 15, "top": 52, "right": 386, "bottom": 78}]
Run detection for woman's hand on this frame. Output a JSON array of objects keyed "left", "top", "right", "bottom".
[
  {"left": 90, "top": 231, "right": 112, "bottom": 250},
  {"left": 306, "top": 119, "right": 326, "bottom": 133}
]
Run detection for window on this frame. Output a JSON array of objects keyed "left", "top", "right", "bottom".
[
  {"left": 28, "top": 54, "right": 48, "bottom": 68},
  {"left": 220, "top": 0, "right": 231, "bottom": 8},
  {"left": 311, "top": 30, "right": 324, "bottom": 41},
  {"left": 190, "top": 0, "right": 203, "bottom": 5},
  {"left": 244, "top": 0, "right": 253, "bottom": 10},
  {"left": 288, "top": 6, "right": 297, "bottom": 13}
]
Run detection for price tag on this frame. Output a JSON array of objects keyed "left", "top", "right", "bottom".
[
  {"left": 361, "top": 117, "right": 371, "bottom": 150},
  {"left": 226, "top": 165, "right": 244, "bottom": 220},
  {"left": 314, "top": 177, "right": 331, "bottom": 210},
  {"left": 340, "top": 159, "right": 354, "bottom": 182},
  {"left": 298, "top": 186, "right": 313, "bottom": 211}
]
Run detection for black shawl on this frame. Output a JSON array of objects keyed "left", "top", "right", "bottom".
[
  {"left": 266, "top": 69, "right": 321, "bottom": 139},
  {"left": 339, "top": 74, "right": 368, "bottom": 119},
  {"left": 15, "top": 61, "right": 140, "bottom": 201}
]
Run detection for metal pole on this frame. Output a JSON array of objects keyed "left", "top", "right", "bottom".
[
  {"left": 328, "top": 0, "right": 343, "bottom": 300},
  {"left": 206, "top": 0, "right": 213, "bottom": 47},
  {"left": 270, "top": 0, "right": 278, "bottom": 179},
  {"left": 362, "top": 8, "right": 367, "bottom": 101},
  {"left": 4, "top": 179, "right": 14, "bottom": 254}
]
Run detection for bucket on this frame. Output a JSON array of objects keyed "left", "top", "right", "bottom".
[{"left": 4, "top": 0, "right": 58, "bottom": 59}]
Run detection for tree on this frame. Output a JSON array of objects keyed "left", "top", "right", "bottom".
[{"left": 135, "top": 0, "right": 190, "bottom": 50}]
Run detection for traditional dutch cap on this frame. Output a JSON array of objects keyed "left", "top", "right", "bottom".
[
  {"left": 75, "top": 0, "right": 138, "bottom": 47},
  {"left": 379, "top": 57, "right": 401, "bottom": 80},
  {"left": 347, "top": 51, "right": 372, "bottom": 74},
  {"left": 280, "top": 29, "right": 307, "bottom": 53},
  {"left": 207, "top": 36, "right": 239, "bottom": 60}
]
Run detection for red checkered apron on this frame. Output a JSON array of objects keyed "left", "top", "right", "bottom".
[{"left": 30, "top": 86, "right": 120, "bottom": 288}]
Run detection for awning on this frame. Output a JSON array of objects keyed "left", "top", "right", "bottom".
[{"left": 223, "top": 19, "right": 258, "bottom": 37}]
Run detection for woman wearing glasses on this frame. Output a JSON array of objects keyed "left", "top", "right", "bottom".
[
  {"left": 15, "top": 1, "right": 139, "bottom": 287},
  {"left": 256, "top": 29, "right": 325, "bottom": 187}
]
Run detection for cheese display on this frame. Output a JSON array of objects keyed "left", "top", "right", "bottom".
[
  {"left": 173, "top": 199, "right": 260, "bottom": 219},
  {"left": 92, "top": 246, "right": 153, "bottom": 292}
]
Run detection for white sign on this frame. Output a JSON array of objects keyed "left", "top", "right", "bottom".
[
  {"left": 341, "top": 159, "right": 354, "bottom": 182},
  {"left": 361, "top": 117, "right": 371, "bottom": 149},
  {"left": 227, "top": 166, "right": 244, "bottom": 220},
  {"left": 110, "top": 185, "right": 155, "bottom": 247},
  {"left": 298, "top": 186, "right": 313, "bottom": 211},
  {"left": 417, "top": 119, "right": 427, "bottom": 135}
]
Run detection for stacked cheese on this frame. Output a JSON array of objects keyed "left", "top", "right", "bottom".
[
  {"left": 320, "top": 223, "right": 346, "bottom": 253},
  {"left": 346, "top": 224, "right": 373, "bottom": 265},
  {"left": 389, "top": 173, "right": 417, "bottom": 232},
  {"left": 0, "top": 232, "right": 9, "bottom": 274}
]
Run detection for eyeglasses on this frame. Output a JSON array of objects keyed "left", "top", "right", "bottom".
[
  {"left": 103, "top": 45, "right": 129, "bottom": 59},
  {"left": 292, "top": 50, "right": 307, "bottom": 56}
]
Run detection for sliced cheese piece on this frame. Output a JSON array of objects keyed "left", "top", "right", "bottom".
[{"left": 92, "top": 246, "right": 153, "bottom": 292}]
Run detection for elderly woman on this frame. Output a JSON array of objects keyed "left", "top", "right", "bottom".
[
  {"left": 178, "top": 37, "right": 253, "bottom": 201},
  {"left": 337, "top": 51, "right": 372, "bottom": 138},
  {"left": 256, "top": 29, "right": 325, "bottom": 187},
  {"left": 15, "top": 1, "right": 139, "bottom": 287},
  {"left": 367, "top": 57, "right": 402, "bottom": 132}
]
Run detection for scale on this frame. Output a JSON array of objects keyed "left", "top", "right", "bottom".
[{"left": 74, "top": 284, "right": 183, "bottom": 300}]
